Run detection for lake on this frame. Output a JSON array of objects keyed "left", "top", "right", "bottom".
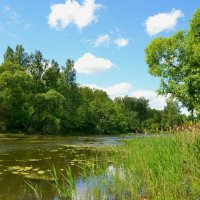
[{"left": 0, "top": 134, "right": 136, "bottom": 200}]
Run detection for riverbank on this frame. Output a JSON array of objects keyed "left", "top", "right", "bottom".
[
  {"left": 51, "top": 131, "right": 200, "bottom": 200},
  {"left": 1, "top": 132, "right": 199, "bottom": 199}
]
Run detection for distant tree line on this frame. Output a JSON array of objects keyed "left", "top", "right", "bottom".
[
  {"left": 1, "top": 9, "right": 200, "bottom": 135},
  {"left": 0, "top": 45, "right": 188, "bottom": 134}
]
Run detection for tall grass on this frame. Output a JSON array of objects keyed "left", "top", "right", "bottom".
[
  {"left": 27, "top": 131, "right": 200, "bottom": 199},
  {"left": 50, "top": 165, "right": 77, "bottom": 199},
  {"left": 89, "top": 133, "right": 200, "bottom": 200},
  {"left": 81, "top": 132, "right": 200, "bottom": 199}
]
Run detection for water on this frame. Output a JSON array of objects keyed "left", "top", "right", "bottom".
[{"left": 0, "top": 134, "right": 136, "bottom": 200}]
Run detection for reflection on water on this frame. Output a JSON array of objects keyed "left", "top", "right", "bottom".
[{"left": 0, "top": 134, "right": 136, "bottom": 200}]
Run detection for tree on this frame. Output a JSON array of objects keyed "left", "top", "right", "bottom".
[
  {"left": 4, "top": 46, "right": 14, "bottom": 63},
  {"left": 28, "top": 51, "right": 48, "bottom": 80},
  {"left": 0, "top": 44, "right": 188, "bottom": 134},
  {"left": 43, "top": 60, "right": 60, "bottom": 89},
  {"left": 62, "top": 59, "right": 76, "bottom": 86},
  {"left": 115, "top": 96, "right": 149, "bottom": 131},
  {"left": 161, "top": 98, "right": 184, "bottom": 130},
  {"left": 145, "top": 8, "right": 200, "bottom": 115},
  {"left": 13, "top": 45, "right": 29, "bottom": 67},
  {"left": 30, "top": 89, "right": 65, "bottom": 134},
  {"left": 0, "top": 62, "right": 33, "bottom": 131}
]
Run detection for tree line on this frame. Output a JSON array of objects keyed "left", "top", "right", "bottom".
[
  {"left": 2, "top": 8, "right": 200, "bottom": 135},
  {"left": 0, "top": 45, "right": 186, "bottom": 134}
]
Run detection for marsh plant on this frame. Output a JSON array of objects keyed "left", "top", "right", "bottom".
[
  {"left": 24, "top": 180, "right": 42, "bottom": 200},
  {"left": 26, "top": 131, "right": 200, "bottom": 200},
  {"left": 53, "top": 166, "right": 77, "bottom": 199}
]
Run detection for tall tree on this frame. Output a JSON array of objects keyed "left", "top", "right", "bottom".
[
  {"left": 43, "top": 60, "right": 60, "bottom": 89},
  {"left": 63, "top": 59, "right": 76, "bottom": 86},
  {"left": 0, "top": 62, "right": 33, "bottom": 131},
  {"left": 13, "top": 45, "right": 29, "bottom": 67},
  {"left": 28, "top": 51, "right": 48, "bottom": 80},
  {"left": 3, "top": 46, "right": 14, "bottom": 63},
  {"left": 145, "top": 8, "right": 200, "bottom": 115}
]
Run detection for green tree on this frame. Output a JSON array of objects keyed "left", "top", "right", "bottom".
[
  {"left": 62, "top": 59, "right": 76, "bottom": 86},
  {"left": 43, "top": 60, "right": 61, "bottom": 89},
  {"left": 3, "top": 46, "right": 14, "bottom": 63},
  {"left": 30, "top": 89, "right": 65, "bottom": 134},
  {"left": 145, "top": 8, "right": 200, "bottom": 115},
  {"left": 161, "top": 98, "right": 184, "bottom": 130},
  {"left": 13, "top": 45, "right": 29, "bottom": 67},
  {"left": 28, "top": 51, "right": 48, "bottom": 80},
  {"left": 115, "top": 96, "right": 149, "bottom": 132},
  {"left": 0, "top": 62, "right": 33, "bottom": 131}
]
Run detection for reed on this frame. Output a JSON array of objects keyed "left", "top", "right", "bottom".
[{"left": 26, "top": 131, "right": 200, "bottom": 199}]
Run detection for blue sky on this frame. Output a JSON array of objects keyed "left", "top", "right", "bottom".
[{"left": 0, "top": 0, "right": 199, "bottom": 110}]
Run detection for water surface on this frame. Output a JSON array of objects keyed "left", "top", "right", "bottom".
[{"left": 0, "top": 134, "right": 136, "bottom": 200}]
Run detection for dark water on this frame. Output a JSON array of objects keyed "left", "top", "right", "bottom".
[{"left": 0, "top": 134, "right": 136, "bottom": 200}]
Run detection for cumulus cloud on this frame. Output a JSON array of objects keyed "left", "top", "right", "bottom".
[
  {"left": 114, "top": 37, "right": 129, "bottom": 48},
  {"left": 131, "top": 90, "right": 166, "bottom": 110},
  {"left": 48, "top": 0, "right": 102, "bottom": 30},
  {"left": 83, "top": 82, "right": 132, "bottom": 98},
  {"left": 145, "top": 9, "right": 183, "bottom": 35},
  {"left": 94, "top": 34, "right": 110, "bottom": 47},
  {"left": 74, "top": 53, "right": 114, "bottom": 74}
]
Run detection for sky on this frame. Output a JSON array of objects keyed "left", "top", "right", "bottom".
[{"left": 0, "top": 0, "right": 199, "bottom": 110}]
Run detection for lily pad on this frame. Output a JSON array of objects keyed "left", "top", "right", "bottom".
[
  {"left": 24, "top": 167, "right": 33, "bottom": 171},
  {"left": 24, "top": 173, "right": 54, "bottom": 181},
  {"left": 38, "top": 170, "right": 45, "bottom": 175},
  {"left": 33, "top": 168, "right": 40, "bottom": 172}
]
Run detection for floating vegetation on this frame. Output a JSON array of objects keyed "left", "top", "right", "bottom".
[
  {"left": 24, "top": 173, "right": 54, "bottom": 181},
  {"left": 50, "top": 149, "right": 59, "bottom": 153},
  {"left": 33, "top": 168, "right": 40, "bottom": 172},
  {"left": 37, "top": 171, "right": 45, "bottom": 175},
  {"left": 6, "top": 165, "right": 54, "bottom": 181},
  {"left": 43, "top": 157, "right": 52, "bottom": 160},
  {"left": 15, "top": 158, "right": 41, "bottom": 162},
  {"left": 7, "top": 166, "right": 26, "bottom": 172},
  {"left": 0, "top": 154, "right": 9, "bottom": 156}
]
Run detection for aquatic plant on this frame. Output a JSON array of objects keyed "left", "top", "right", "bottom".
[
  {"left": 24, "top": 180, "right": 42, "bottom": 200},
  {"left": 26, "top": 131, "right": 200, "bottom": 199}
]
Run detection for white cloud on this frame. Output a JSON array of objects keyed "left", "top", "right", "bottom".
[
  {"left": 4, "top": 6, "right": 21, "bottom": 24},
  {"left": 131, "top": 90, "right": 166, "bottom": 110},
  {"left": 75, "top": 53, "right": 114, "bottom": 74},
  {"left": 4, "top": 6, "right": 32, "bottom": 29},
  {"left": 0, "top": 24, "right": 18, "bottom": 38},
  {"left": 106, "top": 83, "right": 132, "bottom": 97},
  {"left": 94, "top": 34, "right": 110, "bottom": 47},
  {"left": 48, "top": 0, "right": 102, "bottom": 30},
  {"left": 145, "top": 9, "right": 183, "bottom": 35},
  {"left": 82, "top": 82, "right": 132, "bottom": 98},
  {"left": 114, "top": 38, "right": 129, "bottom": 48}
]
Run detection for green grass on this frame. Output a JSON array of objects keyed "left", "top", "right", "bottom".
[
  {"left": 82, "top": 132, "right": 200, "bottom": 199},
  {"left": 27, "top": 131, "right": 200, "bottom": 199},
  {"left": 118, "top": 134, "right": 200, "bottom": 199}
]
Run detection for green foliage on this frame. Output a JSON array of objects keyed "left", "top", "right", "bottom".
[
  {"left": 40, "top": 132, "right": 200, "bottom": 199},
  {"left": 145, "top": 8, "right": 200, "bottom": 115},
  {"left": 0, "top": 62, "right": 33, "bottom": 131},
  {"left": 28, "top": 51, "right": 48, "bottom": 80},
  {"left": 0, "top": 45, "right": 186, "bottom": 134}
]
